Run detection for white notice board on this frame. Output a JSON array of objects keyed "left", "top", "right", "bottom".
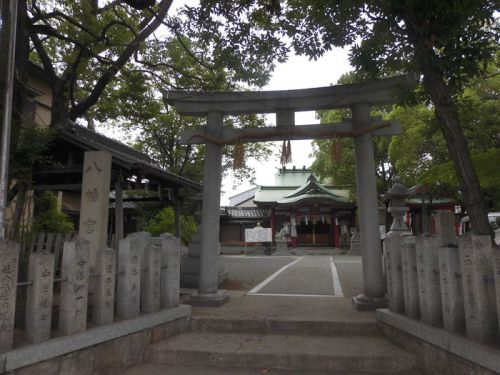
[{"left": 245, "top": 227, "right": 272, "bottom": 243}]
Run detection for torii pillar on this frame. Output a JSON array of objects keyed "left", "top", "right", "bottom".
[{"left": 351, "top": 103, "right": 386, "bottom": 309}]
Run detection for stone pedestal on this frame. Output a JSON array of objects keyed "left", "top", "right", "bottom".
[
  {"left": 183, "top": 290, "right": 228, "bottom": 307},
  {"left": 274, "top": 240, "right": 289, "bottom": 256},
  {"left": 180, "top": 231, "right": 228, "bottom": 288}
]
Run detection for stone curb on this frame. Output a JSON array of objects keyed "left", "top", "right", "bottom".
[{"left": 0, "top": 305, "right": 191, "bottom": 372}]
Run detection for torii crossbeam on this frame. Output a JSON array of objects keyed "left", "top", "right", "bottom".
[{"left": 165, "top": 74, "right": 417, "bottom": 309}]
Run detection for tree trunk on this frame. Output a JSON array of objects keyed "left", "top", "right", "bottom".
[{"left": 412, "top": 39, "right": 492, "bottom": 235}]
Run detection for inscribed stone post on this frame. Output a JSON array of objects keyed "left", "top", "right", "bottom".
[
  {"left": 78, "top": 151, "right": 112, "bottom": 268},
  {"left": 401, "top": 235, "right": 419, "bottom": 319},
  {"left": 470, "top": 235, "right": 498, "bottom": 344},
  {"left": 141, "top": 238, "right": 161, "bottom": 313},
  {"left": 492, "top": 245, "right": 500, "bottom": 332},
  {"left": 128, "top": 231, "right": 151, "bottom": 307},
  {"left": 59, "top": 238, "right": 90, "bottom": 335},
  {"left": 0, "top": 240, "right": 19, "bottom": 352},
  {"left": 415, "top": 235, "right": 442, "bottom": 326},
  {"left": 459, "top": 234, "right": 480, "bottom": 340},
  {"left": 384, "top": 232, "right": 405, "bottom": 313},
  {"left": 92, "top": 248, "right": 115, "bottom": 325},
  {"left": 25, "top": 251, "right": 55, "bottom": 343},
  {"left": 435, "top": 211, "right": 457, "bottom": 246},
  {"left": 160, "top": 233, "right": 181, "bottom": 308},
  {"left": 438, "top": 245, "right": 465, "bottom": 333},
  {"left": 117, "top": 237, "right": 140, "bottom": 319}
]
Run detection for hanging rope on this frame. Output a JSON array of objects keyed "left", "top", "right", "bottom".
[
  {"left": 186, "top": 122, "right": 391, "bottom": 146},
  {"left": 330, "top": 139, "right": 343, "bottom": 164}
]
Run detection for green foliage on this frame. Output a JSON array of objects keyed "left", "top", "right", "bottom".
[
  {"left": 32, "top": 192, "right": 74, "bottom": 234},
  {"left": 143, "top": 207, "right": 197, "bottom": 245}
]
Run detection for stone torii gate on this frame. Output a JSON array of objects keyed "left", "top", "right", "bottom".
[{"left": 165, "top": 74, "right": 416, "bottom": 310}]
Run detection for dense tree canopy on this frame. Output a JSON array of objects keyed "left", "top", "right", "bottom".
[{"left": 184, "top": 0, "right": 498, "bottom": 234}]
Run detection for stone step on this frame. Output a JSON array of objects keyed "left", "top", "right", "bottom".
[
  {"left": 146, "top": 332, "right": 418, "bottom": 373},
  {"left": 190, "top": 316, "right": 381, "bottom": 336},
  {"left": 123, "top": 363, "right": 424, "bottom": 375}
]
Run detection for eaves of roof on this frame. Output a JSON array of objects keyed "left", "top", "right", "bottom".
[{"left": 57, "top": 120, "right": 202, "bottom": 191}]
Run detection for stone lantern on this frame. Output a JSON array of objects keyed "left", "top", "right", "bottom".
[{"left": 385, "top": 179, "right": 411, "bottom": 233}]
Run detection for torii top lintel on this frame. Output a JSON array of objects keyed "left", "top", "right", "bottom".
[{"left": 164, "top": 74, "right": 418, "bottom": 116}]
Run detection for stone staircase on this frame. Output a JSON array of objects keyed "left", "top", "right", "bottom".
[{"left": 125, "top": 315, "right": 422, "bottom": 374}]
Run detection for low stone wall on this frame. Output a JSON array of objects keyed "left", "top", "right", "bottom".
[
  {"left": 0, "top": 305, "right": 191, "bottom": 375},
  {"left": 377, "top": 309, "right": 500, "bottom": 375}
]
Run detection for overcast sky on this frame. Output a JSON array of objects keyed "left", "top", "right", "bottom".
[{"left": 220, "top": 50, "right": 353, "bottom": 205}]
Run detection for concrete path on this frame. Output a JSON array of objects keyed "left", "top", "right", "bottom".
[{"left": 248, "top": 256, "right": 343, "bottom": 297}]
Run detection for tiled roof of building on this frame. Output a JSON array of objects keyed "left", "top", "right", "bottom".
[
  {"left": 222, "top": 207, "right": 270, "bottom": 219},
  {"left": 58, "top": 120, "right": 202, "bottom": 190},
  {"left": 228, "top": 186, "right": 258, "bottom": 206}
]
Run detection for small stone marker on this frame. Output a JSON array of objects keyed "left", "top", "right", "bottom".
[
  {"left": 0, "top": 240, "right": 19, "bottom": 352},
  {"left": 59, "top": 238, "right": 90, "bottom": 335},
  {"left": 141, "top": 238, "right": 162, "bottom": 313},
  {"left": 401, "top": 235, "right": 419, "bottom": 319},
  {"left": 117, "top": 237, "right": 141, "bottom": 319},
  {"left": 384, "top": 232, "right": 405, "bottom": 313},
  {"left": 416, "top": 235, "right": 442, "bottom": 326},
  {"left": 460, "top": 235, "right": 498, "bottom": 344},
  {"left": 25, "top": 251, "right": 55, "bottom": 343},
  {"left": 438, "top": 245, "right": 465, "bottom": 333},
  {"left": 92, "top": 248, "right": 116, "bottom": 325},
  {"left": 160, "top": 234, "right": 181, "bottom": 308},
  {"left": 459, "top": 234, "right": 480, "bottom": 340}
]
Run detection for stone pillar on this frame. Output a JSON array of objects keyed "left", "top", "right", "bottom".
[
  {"left": 351, "top": 103, "right": 386, "bottom": 310},
  {"left": 92, "top": 248, "right": 115, "bottom": 325},
  {"left": 25, "top": 251, "right": 55, "bottom": 343},
  {"left": 117, "top": 237, "right": 141, "bottom": 320},
  {"left": 0, "top": 240, "right": 19, "bottom": 352},
  {"left": 415, "top": 235, "right": 442, "bottom": 326},
  {"left": 190, "top": 111, "right": 228, "bottom": 306},
  {"left": 79, "top": 151, "right": 112, "bottom": 268},
  {"left": 59, "top": 238, "right": 90, "bottom": 335},
  {"left": 438, "top": 245, "right": 465, "bottom": 333},
  {"left": 401, "top": 235, "right": 419, "bottom": 319},
  {"left": 160, "top": 234, "right": 181, "bottom": 308},
  {"left": 114, "top": 173, "right": 124, "bottom": 247},
  {"left": 141, "top": 238, "right": 162, "bottom": 313},
  {"left": 459, "top": 234, "right": 498, "bottom": 344}
]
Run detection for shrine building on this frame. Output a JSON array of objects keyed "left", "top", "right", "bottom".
[{"left": 220, "top": 166, "right": 356, "bottom": 248}]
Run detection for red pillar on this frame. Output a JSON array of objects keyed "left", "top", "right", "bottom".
[
  {"left": 271, "top": 207, "right": 276, "bottom": 242},
  {"left": 333, "top": 216, "right": 340, "bottom": 248}
]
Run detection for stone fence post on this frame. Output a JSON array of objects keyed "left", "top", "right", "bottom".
[
  {"left": 59, "top": 238, "right": 90, "bottom": 336},
  {"left": 92, "top": 247, "right": 116, "bottom": 325},
  {"left": 25, "top": 251, "right": 55, "bottom": 343},
  {"left": 0, "top": 240, "right": 19, "bottom": 352},
  {"left": 117, "top": 236, "right": 141, "bottom": 320},
  {"left": 160, "top": 233, "right": 181, "bottom": 309},
  {"left": 459, "top": 234, "right": 498, "bottom": 344}
]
